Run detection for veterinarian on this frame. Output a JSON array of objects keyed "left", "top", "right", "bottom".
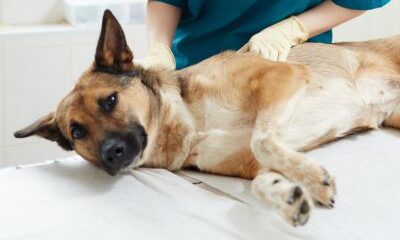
[{"left": 140, "top": 0, "right": 390, "bottom": 70}]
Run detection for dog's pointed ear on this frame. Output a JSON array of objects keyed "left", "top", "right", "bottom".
[
  {"left": 94, "top": 10, "right": 134, "bottom": 74},
  {"left": 14, "top": 113, "right": 73, "bottom": 151}
]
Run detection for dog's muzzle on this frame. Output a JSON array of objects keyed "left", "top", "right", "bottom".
[{"left": 100, "top": 125, "right": 147, "bottom": 176}]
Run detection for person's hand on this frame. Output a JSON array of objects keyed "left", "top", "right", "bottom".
[
  {"left": 136, "top": 42, "right": 176, "bottom": 70},
  {"left": 239, "top": 16, "right": 309, "bottom": 62}
]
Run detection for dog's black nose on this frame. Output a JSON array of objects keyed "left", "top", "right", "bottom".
[
  {"left": 99, "top": 126, "right": 146, "bottom": 176},
  {"left": 100, "top": 138, "right": 132, "bottom": 175},
  {"left": 104, "top": 140, "right": 125, "bottom": 162}
]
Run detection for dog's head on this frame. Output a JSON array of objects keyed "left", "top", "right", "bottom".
[{"left": 14, "top": 10, "right": 162, "bottom": 175}]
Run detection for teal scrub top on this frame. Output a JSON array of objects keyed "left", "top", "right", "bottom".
[{"left": 155, "top": 0, "right": 390, "bottom": 69}]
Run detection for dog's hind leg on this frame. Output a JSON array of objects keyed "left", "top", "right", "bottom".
[
  {"left": 252, "top": 169, "right": 312, "bottom": 226},
  {"left": 250, "top": 108, "right": 336, "bottom": 211}
]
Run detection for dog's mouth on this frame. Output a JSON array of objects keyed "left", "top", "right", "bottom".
[{"left": 118, "top": 155, "right": 142, "bottom": 174}]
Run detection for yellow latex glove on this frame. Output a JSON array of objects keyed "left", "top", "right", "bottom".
[
  {"left": 137, "top": 42, "right": 176, "bottom": 70},
  {"left": 239, "top": 16, "right": 309, "bottom": 62}
]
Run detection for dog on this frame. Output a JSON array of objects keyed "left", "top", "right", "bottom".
[{"left": 14, "top": 10, "right": 400, "bottom": 226}]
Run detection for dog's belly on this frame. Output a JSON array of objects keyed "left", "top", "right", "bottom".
[
  {"left": 279, "top": 75, "right": 400, "bottom": 151},
  {"left": 187, "top": 74, "right": 400, "bottom": 174},
  {"left": 281, "top": 44, "right": 400, "bottom": 151},
  {"left": 188, "top": 72, "right": 399, "bottom": 178},
  {"left": 183, "top": 42, "right": 400, "bottom": 177}
]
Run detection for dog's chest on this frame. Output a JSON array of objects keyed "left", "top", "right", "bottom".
[
  {"left": 185, "top": 98, "right": 254, "bottom": 169},
  {"left": 203, "top": 99, "right": 251, "bottom": 129}
]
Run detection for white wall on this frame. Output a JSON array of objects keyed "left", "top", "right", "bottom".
[
  {"left": 0, "top": 0, "right": 64, "bottom": 24},
  {"left": 0, "top": 0, "right": 147, "bottom": 25},
  {"left": 334, "top": 0, "right": 400, "bottom": 42}
]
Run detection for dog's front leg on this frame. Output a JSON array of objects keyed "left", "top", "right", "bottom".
[
  {"left": 252, "top": 169, "right": 313, "bottom": 226},
  {"left": 250, "top": 110, "right": 336, "bottom": 213}
]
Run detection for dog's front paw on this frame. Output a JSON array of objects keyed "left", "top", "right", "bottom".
[
  {"left": 252, "top": 173, "right": 313, "bottom": 226},
  {"left": 282, "top": 185, "right": 313, "bottom": 226},
  {"left": 304, "top": 166, "right": 337, "bottom": 208}
]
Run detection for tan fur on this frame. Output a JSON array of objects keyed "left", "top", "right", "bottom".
[
  {"left": 210, "top": 148, "right": 260, "bottom": 179},
  {"left": 14, "top": 12, "right": 400, "bottom": 226}
]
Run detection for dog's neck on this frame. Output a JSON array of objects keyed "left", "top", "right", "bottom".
[{"left": 140, "top": 69, "right": 197, "bottom": 170}]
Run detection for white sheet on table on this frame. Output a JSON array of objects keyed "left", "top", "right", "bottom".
[
  {"left": 1, "top": 129, "right": 399, "bottom": 240},
  {"left": 0, "top": 157, "right": 312, "bottom": 240},
  {"left": 184, "top": 129, "right": 400, "bottom": 240}
]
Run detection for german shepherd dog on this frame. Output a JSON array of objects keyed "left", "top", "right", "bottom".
[{"left": 14, "top": 10, "right": 400, "bottom": 226}]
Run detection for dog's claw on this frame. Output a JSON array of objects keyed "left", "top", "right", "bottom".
[
  {"left": 322, "top": 169, "right": 331, "bottom": 186},
  {"left": 322, "top": 179, "right": 330, "bottom": 186}
]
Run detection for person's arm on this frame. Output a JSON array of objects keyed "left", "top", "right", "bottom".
[
  {"left": 297, "top": 0, "right": 365, "bottom": 38},
  {"left": 146, "top": 1, "right": 182, "bottom": 47},
  {"left": 138, "top": 1, "right": 182, "bottom": 70},
  {"left": 239, "top": 0, "right": 365, "bottom": 61}
]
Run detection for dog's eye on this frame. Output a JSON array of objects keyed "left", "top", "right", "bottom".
[
  {"left": 99, "top": 92, "right": 118, "bottom": 113},
  {"left": 71, "top": 123, "right": 87, "bottom": 140}
]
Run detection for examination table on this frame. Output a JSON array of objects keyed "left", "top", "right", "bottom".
[{"left": 1, "top": 129, "right": 399, "bottom": 240}]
